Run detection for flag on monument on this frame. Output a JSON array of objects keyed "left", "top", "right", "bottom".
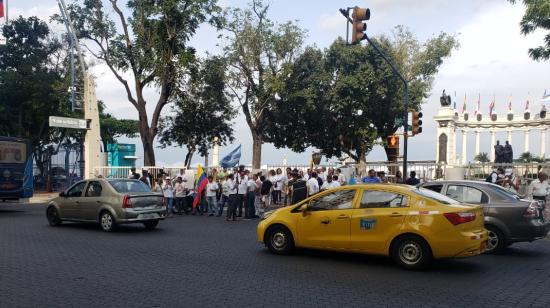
[
  {"left": 461, "top": 94, "right": 467, "bottom": 114},
  {"left": 508, "top": 100, "right": 512, "bottom": 112},
  {"left": 489, "top": 98, "right": 495, "bottom": 116},
  {"left": 474, "top": 94, "right": 480, "bottom": 115},
  {"left": 525, "top": 99, "right": 530, "bottom": 110},
  {"left": 0, "top": 0, "right": 4, "bottom": 18},
  {"left": 542, "top": 90, "right": 550, "bottom": 103},
  {"left": 219, "top": 145, "right": 241, "bottom": 169}
]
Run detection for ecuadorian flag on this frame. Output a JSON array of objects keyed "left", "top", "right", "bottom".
[{"left": 193, "top": 164, "right": 208, "bottom": 208}]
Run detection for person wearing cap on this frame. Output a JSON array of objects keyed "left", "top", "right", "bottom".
[{"left": 163, "top": 177, "right": 175, "bottom": 217}]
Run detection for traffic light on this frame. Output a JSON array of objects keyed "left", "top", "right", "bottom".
[
  {"left": 351, "top": 7, "right": 370, "bottom": 44},
  {"left": 411, "top": 111, "right": 423, "bottom": 135},
  {"left": 386, "top": 135, "right": 399, "bottom": 162}
]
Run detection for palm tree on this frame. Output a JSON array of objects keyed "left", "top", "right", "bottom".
[
  {"left": 474, "top": 152, "right": 490, "bottom": 163},
  {"left": 519, "top": 151, "right": 534, "bottom": 162}
]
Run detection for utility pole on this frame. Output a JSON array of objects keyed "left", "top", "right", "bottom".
[
  {"left": 339, "top": 7, "right": 410, "bottom": 178},
  {"left": 57, "top": 0, "right": 102, "bottom": 179}
]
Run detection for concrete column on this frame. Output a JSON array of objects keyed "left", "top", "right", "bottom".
[
  {"left": 541, "top": 129, "right": 547, "bottom": 158},
  {"left": 212, "top": 137, "right": 219, "bottom": 167},
  {"left": 83, "top": 74, "right": 102, "bottom": 179},
  {"left": 475, "top": 131, "right": 480, "bottom": 156},
  {"left": 507, "top": 130, "right": 512, "bottom": 144},
  {"left": 490, "top": 131, "right": 496, "bottom": 162},
  {"left": 524, "top": 130, "right": 530, "bottom": 153},
  {"left": 462, "top": 130, "right": 468, "bottom": 164}
]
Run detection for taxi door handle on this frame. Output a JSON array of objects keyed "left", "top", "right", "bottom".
[
  {"left": 337, "top": 214, "right": 349, "bottom": 219},
  {"left": 389, "top": 212, "right": 403, "bottom": 217},
  {"left": 320, "top": 218, "right": 331, "bottom": 224}
]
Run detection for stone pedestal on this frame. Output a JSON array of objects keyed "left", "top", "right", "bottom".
[{"left": 434, "top": 107, "right": 457, "bottom": 165}]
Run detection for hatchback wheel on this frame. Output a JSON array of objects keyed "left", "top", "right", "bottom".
[
  {"left": 266, "top": 226, "right": 294, "bottom": 255},
  {"left": 100, "top": 211, "right": 117, "bottom": 232},
  {"left": 485, "top": 225, "right": 505, "bottom": 254},
  {"left": 391, "top": 235, "right": 432, "bottom": 270},
  {"left": 143, "top": 220, "right": 159, "bottom": 230},
  {"left": 46, "top": 207, "right": 62, "bottom": 226}
]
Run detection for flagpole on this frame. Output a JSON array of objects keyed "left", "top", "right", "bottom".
[{"left": 5, "top": 0, "right": 8, "bottom": 23}]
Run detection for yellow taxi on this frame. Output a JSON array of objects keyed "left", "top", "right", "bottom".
[{"left": 257, "top": 184, "right": 488, "bottom": 269}]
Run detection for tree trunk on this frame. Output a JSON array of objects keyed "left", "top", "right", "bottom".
[
  {"left": 141, "top": 132, "right": 156, "bottom": 166},
  {"left": 252, "top": 132, "right": 262, "bottom": 170},
  {"left": 137, "top": 106, "right": 156, "bottom": 166}
]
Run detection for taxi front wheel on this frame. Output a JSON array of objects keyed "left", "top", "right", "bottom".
[
  {"left": 391, "top": 235, "right": 432, "bottom": 270},
  {"left": 266, "top": 225, "right": 295, "bottom": 255}
]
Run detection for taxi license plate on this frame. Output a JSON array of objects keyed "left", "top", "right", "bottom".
[
  {"left": 480, "top": 241, "right": 487, "bottom": 252},
  {"left": 138, "top": 213, "right": 159, "bottom": 220}
]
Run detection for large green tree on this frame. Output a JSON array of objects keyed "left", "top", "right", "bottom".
[
  {"left": 0, "top": 16, "right": 68, "bottom": 175},
  {"left": 63, "top": 0, "right": 223, "bottom": 165},
  {"left": 159, "top": 57, "right": 236, "bottom": 167},
  {"left": 509, "top": 0, "right": 550, "bottom": 61},
  {"left": 269, "top": 27, "right": 458, "bottom": 163},
  {"left": 224, "top": 0, "right": 305, "bottom": 169},
  {"left": 98, "top": 101, "right": 139, "bottom": 152}
]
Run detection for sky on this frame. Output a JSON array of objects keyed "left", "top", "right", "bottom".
[{"left": 3, "top": 0, "right": 550, "bottom": 167}]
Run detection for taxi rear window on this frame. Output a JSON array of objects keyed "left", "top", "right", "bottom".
[{"left": 413, "top": 188, "right": 460, "bottom": 205}]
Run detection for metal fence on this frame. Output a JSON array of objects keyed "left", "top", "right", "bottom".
[{"left": 465, "top": 162, "right": 550, "bottom": 182}]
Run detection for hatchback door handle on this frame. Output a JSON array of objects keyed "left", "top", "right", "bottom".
[
  {"left": 389, "top": 212, "right": 403, "bottom": 217},
  {"left": 320, "top": 218, "right": 331, "bottom": 224},
  {"left": 337, "top": 214, "right": 349, "bottom": 219}
]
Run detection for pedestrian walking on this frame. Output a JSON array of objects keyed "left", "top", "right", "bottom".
[
  {"left": 291, "top": 172, "right": 307, "bottom": 204},
  {"left": 129, "top": 167, "right": 140, "bottom": 180},
  {"left": 225, "top": 174, "right": 238, "bottom": 221},
  {"left": 206, "top": 175, "right": 219, "bottom": 216},
  {"left": 405, "top": 171, "right": 420, "bottom": 185},
  {"left": 236, "top": 170, "right": 248, "bottom": 217},
  {"left": 163, "top": 177, "right": 175, "bottom": 217},
  {"left": 307, "top": 172, "right": 320, "bottom": 196},
  {"left": 528, "top": 172, "right": 549, "bottom": 211},
  {"left": 218, "top": 175, "right": 230, "bottom": 217},
  {"left": 245, "top": 176, "right": 257, "bottom": 219},
  {"left": 174, "top": 177, "right": 186, "bottom": 214}
]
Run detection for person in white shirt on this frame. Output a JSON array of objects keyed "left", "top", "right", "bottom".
[
  {"left": 307, "top": 172, "right": 320, "bottom": 196},
  {"left": 236, "top": 171, "right": 248, "bottom": 217},
  {"left": 162, "top": 178, "right": 175, "bottom": 217},
  {"left": 336, "top": 168, "right": 346, "bottom": 185},
  {"left": 273, "top": 168, "right": 284, "bottom": 205},
  {"left": 206, "top": 175, "right": 219, "bottom": 216},
  {"left": 528, "top": 172, "right": 549, "bottom": 210},
  {"left": 321, "top": 175, "right": 340, "bottom": 191},
  {"left": 318, "top": 167, "right": 327, "bottom": 182},
  {"left": 268, "top": 170, "right": 278, "bottom": 205},
  {"left": 174, "top": 178, "right": 187, "bottom": 214},
  {"left": 245, "top": 176, "right": 258, "bottom": 219},
  {"left": 225, "top": 174, "right": 238, "bottom": 221},
  {"left": 218, "top": 176, "right": 230, "bottom": 217}
]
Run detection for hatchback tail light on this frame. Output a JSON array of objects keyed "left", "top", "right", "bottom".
[
  {"left": 523, "top": 201, "right": 541, "bottom": 219},
  {"left": 122, "top": 195, "right": 133, "bottom": 208},
  {"left": 444, "top": 212, "right": 476, "bottom": 225}
]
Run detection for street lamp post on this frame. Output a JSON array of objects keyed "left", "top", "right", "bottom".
[{"left": 339, "top": 8, "right": 410, "bottom": 178}]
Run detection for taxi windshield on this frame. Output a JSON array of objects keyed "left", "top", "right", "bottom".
[{"left": 413, "top": 187, "right": 460, "bottom": 205}]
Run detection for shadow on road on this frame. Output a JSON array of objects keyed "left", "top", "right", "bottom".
[
  {"left": 260, "top": 248, "right": 484, "bottom": 273},
  {"left": 53, "top": 221, "right": 167, "bottom": 234}
]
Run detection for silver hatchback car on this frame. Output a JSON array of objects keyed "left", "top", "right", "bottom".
[
  {"left": 46, "top": 179, "right": 165, "bottom": 231},
  {"left": 419, "top": 180, "right": 550, "bottom": 253}
]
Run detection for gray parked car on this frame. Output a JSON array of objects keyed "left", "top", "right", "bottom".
[
  {"left": 46, "top": 179, "right": 165, "bottom": 232},
  {"left": 419, "top": 180, "right": 550, "bottom": 253}
]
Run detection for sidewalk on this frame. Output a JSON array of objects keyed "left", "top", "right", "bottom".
[{"left": 29, "top": 192, "right": 59, "bottom": 204}]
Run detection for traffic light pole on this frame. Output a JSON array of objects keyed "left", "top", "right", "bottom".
[
  {"left": 340, "top": 9, "right": 410, "bottom": 178},
  {"left": 362, "top": 33, "right": 409, "bottom": 179}
]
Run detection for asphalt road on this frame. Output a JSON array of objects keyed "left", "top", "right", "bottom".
[{"left": 1, "top": 203, "right": 550, "bottom": 308}]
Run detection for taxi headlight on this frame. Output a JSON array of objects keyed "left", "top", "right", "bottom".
[{"left": 262, "top": 210, "right": 275, "bottom": 220}]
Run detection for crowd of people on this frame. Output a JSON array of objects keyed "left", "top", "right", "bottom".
[{"left": 125, "top": 164, "right": 549, "bottom": 220}]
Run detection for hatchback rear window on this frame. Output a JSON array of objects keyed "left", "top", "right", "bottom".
[{"left": 108, "top": 180, "right": 151, "bottom": 193}]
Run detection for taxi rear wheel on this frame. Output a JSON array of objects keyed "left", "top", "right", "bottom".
[
  {"left": 266, "top": 225, "right": 294, "bottom": 255},
  {"left": 391, "top": 235, "right": 432, "bottom": 270},
  {"left": 46, "top": 207, "right": 62, "bottom": 226}
]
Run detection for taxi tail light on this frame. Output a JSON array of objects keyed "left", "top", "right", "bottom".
[
  {"left": 444, "top": 212, "right": 476, "bottom": 225},
  {"left": 523, "top": 202, "right": 541, "bottom": 219},
  {"left": 122, "top": 195, "right": 133, "bottom": 208}
]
